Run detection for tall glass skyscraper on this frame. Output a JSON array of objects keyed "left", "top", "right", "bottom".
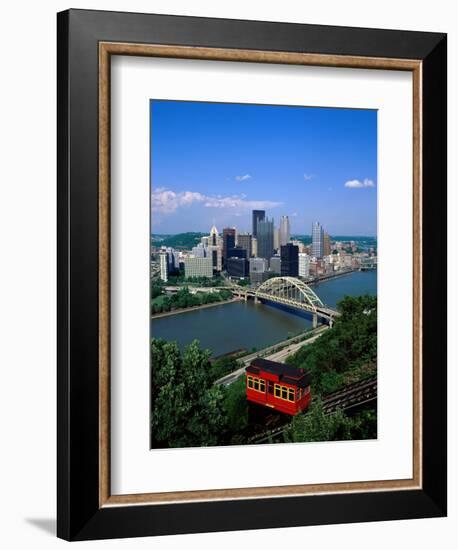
[
  {"left": 252, "top": 210, "right": 265, "bottom": 238},
  {"left": 222, "top": 227, "right": 236, "bottom": 265},
  {"left": 312, "top": 221, "right": 324, "bottom": 258},
  {"left": 257, "top": 217, "right": 274, "bottom": 261}
]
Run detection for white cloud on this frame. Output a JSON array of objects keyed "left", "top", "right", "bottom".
[
  {"left": 344, "top": 178, "right": 375, "bottom": 189},
  {"left": 151, "top": 188, "right": 206, "bottom": 213},
  {"left": 235, "top": 174, "right": 252, "bottom": 181},
  {"left": 152, "top": 187, "right": 282, "bottom": 214},
  {"left": 303, "top": 174, "right": 314, "bottom": 181}
]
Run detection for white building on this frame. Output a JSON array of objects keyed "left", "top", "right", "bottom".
[
  {"left": 298, "top": 253, "right": 310, "bottom": 278},
  {"left": 184, "top": 257, "right": 213, "bottom": 279},
  {"left": 191, "top": 243, "right": 206, "bottom": 258},
  {"left": 207, "top": 225, "right": 223, "bottom": 271},
  {"left": 273, "top": 227, "right": 280, "bottom": 251},
  {"left": 279, "top": 215, "right": 290, "bottom": 247},
  {"left": 252, "top": 237, "right": 258, "bottom": 257},
  {"left": 159, "top": 252, "right": 168, "bottom": 282}
]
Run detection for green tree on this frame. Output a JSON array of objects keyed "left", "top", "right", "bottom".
[
  {"left": 211, "top": 356, "right": 241, "bottom": 381},
  {"left": 286, "top": 295, "right": 377, "bottom": 396},
  {"left": 222, "top": 377, "right": 249, "bottom": 438},
  {"left": 151, "top": 339, "right": 226, "bottom": 448},
  {"left": 284, "top": 398, "right": 353, "bottom": 443}
]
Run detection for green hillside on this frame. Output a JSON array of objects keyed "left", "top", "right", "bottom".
[{"left": 151, "top": 232, "right": 206, "bottom": 249}]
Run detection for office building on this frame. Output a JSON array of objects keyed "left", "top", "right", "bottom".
[
  {"left": 222, "top": 227, "right": 236, "bottom": 265},
  {"left": 191, "top": 243, "right": 206, "bottom": 258},
  {"left": 291, "top": 239, "right": 306, "bottom": 253},
  {"left": 159, "top": 252, "right": 168, "bottom": 282},
  {"left": 269, "top": 255, "right": 281, "bottom": 274},
  {"left": 312, "top": 221, "right": 324, "bottom": 258},
  {"left": 237, "top": 232, "right": 253, "bottom": 258},
  {"left": 184, "top": 257, "right": 213, "bottom": 279},
  {"left": 227, "top": 257, "right": 249, "bottom": 278},
  {"left": 252, "top": 209, "right": 265, "bottom": 237},
  {"left": 249, "top": 257, "right": 268, "bottom": 284},
  {"left": 274, "top": 227, "right": 280, "bottom": 251},
  {"left": 299, "top": 253, "right": 310, "bottom": 278},
  {"left": 323, "top": 232, "right": 331, "bottom": 256},
  {"left": 279, "top": 215, "right": 291, "bottom": 247},
  {"left": 227, "top": 246, "right": 247, "bottom": 259},
  {"left": 252, "top": 237, "right": 258, "bottom": 257},
  {"left": 207, "top": 225, "right": 222, "bottom": 271},
  {"left": 280, "top": 243, "right": 299, "bottom": 276},
  {"left": 257, "top": 217, "right": 274, "bottom": 261}
]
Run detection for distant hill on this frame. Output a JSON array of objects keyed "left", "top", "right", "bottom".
[
  {"left": 151, "top": 232, "right": 206, "bottom": 249},
  {"left": 292, "top": 235, "right": 376, "bottom": 245}
]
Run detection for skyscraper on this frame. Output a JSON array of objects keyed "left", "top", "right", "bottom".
[
  {"left": 222, "top": 227, "right": 236, "bottom": 265},
  {"left": 237, "top": 232, "right": 253, "bottom": 258},
  {"left": 252, "top": 210, "right": 265, "bottom": 238},
  {"left": 280, "top": 243, "right": 299, "bottom": 277},
  {"left": 323, "top": 232, "right": 331, "bottom": 256},
  {"left": 257, "top": 217, "right": 274, "bottom": 261},
  {"left": 298, "top": 253, "right": 310, "bottom": 278},
  {"left": 159, "top": 252, "right": 168, "bottom": 282},
  {"left": 208, "top": 225, "right": 222, "bottom": 271},
  {"left": 312, "top": 221, "right": 324, "bottom": 258},
  {"left": 279, "top": 215, "right": 291, "bottom": 247},
  {"left": 273, "top": 227, "right": 280, "bottom": 251}
]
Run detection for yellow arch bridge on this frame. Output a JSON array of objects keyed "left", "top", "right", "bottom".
[{"left": 231, "top": 276, "right": 339, "bottom": 327}]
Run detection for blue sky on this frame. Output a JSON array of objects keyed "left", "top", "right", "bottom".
[{"left": 150, "top": 100, "right": 377, "bottom": 236}]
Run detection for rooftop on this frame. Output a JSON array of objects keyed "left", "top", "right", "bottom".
[{"left": 247, "top": 357, "right": 311, "bottom": 388}]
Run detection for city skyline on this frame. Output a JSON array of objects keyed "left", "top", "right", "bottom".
[{"left": 150, "top": 100, "right": 377, "bottom": 236}]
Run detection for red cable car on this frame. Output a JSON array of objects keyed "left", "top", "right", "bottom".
[{"left": 245, "top": 358, "right": 312, "bottom": 415}]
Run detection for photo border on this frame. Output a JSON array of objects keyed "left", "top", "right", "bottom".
[{"left": 57, "top": 9, "right": 446, "bottom": 540}]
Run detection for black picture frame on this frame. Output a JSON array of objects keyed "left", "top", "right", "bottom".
[{"left": 57, "top": 8, "right": 447, "bottom": 541}]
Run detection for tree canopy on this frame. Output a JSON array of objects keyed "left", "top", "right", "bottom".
[{"left": 151, "top": 339, "right": 226, "bottom": 448}]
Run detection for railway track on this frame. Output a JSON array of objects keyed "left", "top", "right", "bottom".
[
  {"left": 249, "top": 375, "right": 377, "bottom": 444},
  {"left": 322, "top": 375, "right": 377, "bottom": 415}
]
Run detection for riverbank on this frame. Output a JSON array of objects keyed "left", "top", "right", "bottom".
[
  {"left": 151, "top": 296, "right": 241, "bottom": 319},
  {"left": 308, "top": 268, "right": 358, "bottom": 285},
  {"left": 151, "top": 270, "right": 377, "bottom": 356}
]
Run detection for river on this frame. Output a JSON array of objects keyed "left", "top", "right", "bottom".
[{"left": 150, "top": 270, "right": 377, "bottom": 357}]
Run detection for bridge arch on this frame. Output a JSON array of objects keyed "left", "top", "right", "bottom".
[{"left": 256, "top": 276, "right": 324, "bottom": 312}]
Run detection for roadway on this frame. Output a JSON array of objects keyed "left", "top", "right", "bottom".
[{"left": 215, "top": 325, "right": 329, "bottom": 386}]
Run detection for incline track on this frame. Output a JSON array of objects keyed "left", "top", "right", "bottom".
[{"left": 249, "top": 374, "right": 377, "bottom": 444}]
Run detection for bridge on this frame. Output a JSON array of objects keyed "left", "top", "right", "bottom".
[{"left": 231, "top": 276, "right": 339, "bottom": 327}]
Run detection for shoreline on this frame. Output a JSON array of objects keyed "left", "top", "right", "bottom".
[
  {"left": 309, "top": 268, "right": 360, "bottom": 285},
  {"left": 151, "top": 296, "right": 241, "bottom": 319}
]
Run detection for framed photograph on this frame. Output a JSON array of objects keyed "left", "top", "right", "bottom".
[{"left": 57, "top": 9, "right": 447, "bottom": 541}]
